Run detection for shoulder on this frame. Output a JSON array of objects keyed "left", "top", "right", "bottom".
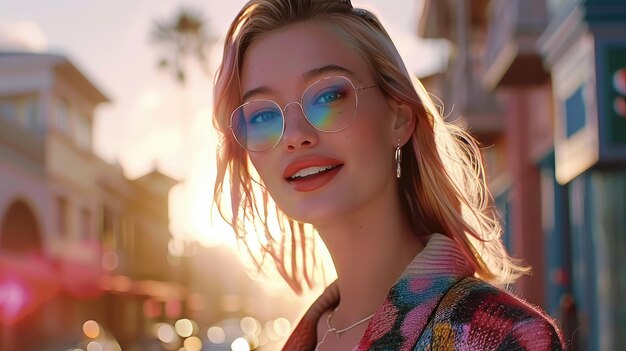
[{"left": 424, "top": 277, "right": 565, "bottom": 350}]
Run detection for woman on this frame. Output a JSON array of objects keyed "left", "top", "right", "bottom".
[{"left": 212, "top": 0, "right": 565, "bottom": 349}]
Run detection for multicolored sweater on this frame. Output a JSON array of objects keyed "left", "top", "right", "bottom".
[{"left": 282, "top": 234, "right": 565, "bottom": 350}]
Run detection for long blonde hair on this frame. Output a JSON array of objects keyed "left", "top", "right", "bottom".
[{"left": 213, "top": 0, "right": 528, "bottom": 294}]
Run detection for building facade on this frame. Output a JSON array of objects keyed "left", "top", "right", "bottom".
[
  {"left": 0, "top": 51, "right": 315, "bottom": 351},
  {"left": 0, "top": 52, "right": 186, "bottom": 351},
  {"left": 419, "top": 0, "right": 626, "bottom": 350}
]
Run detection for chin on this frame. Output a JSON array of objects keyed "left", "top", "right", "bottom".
[
  {"left": 281, "top": 207, "right": 330, "bottom": 225},
  {"left": 269, "top": 184, "right": 354, "bottom": 226},
  {"left": 285, "top": 201, "right": 350, "bottom": 227}
]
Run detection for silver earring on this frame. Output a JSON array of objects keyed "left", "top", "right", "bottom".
[{"left": 395, "top": 139, "right": 402, "bottom": 179}]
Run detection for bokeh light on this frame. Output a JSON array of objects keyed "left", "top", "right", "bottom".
[
  {"left": 207, "top": 326, "right": 226, "bottom": 344},
  {"left": 231, "top": 337, "right": 250, "bottom": 351},
  {"left": 240, "top": 316, "right": 259, "bottom": 335},
  {"left": 101, "top": 251, "right": 119, "bottom": 271},
  {"left": 244, "top": 334, "right": 259, "bottom": 349},
  {"left": 156, "top": 323, "right": 176, "bottom": 343},
  {"left": 183, "top": 336, "right": 203, "bottom": 351},
  {"left": 86, "top": 341, "right": 103, "bottom": 351},
  {"left": 175, "top": 318, "right": 194, "bottom": 337},
  {"left": 82, "top": 320, "right": 100, "bottom": 339},
  {"left": 614, "top": 68, "right": 626, "bottom": 95},
  {"left": 273, "top": 317, "right": 291, "bottom": 337}
]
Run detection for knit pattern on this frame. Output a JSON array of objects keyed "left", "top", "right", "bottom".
[
  {"left": 412, "top": 277, "right": 564, "bottom": 350},
  {"left": 282, "top": 234, "right": 565, "bottom": 350},
  {"left": 357, "top": 276, "right": 460, "bottom": 350}
]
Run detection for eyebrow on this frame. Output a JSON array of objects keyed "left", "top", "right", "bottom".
[
  {"left": 241, "top": 64, "right": 356, "bottom": 102},
  {"left": 302, "top": 64, "right": 355, "bottom": 82}
]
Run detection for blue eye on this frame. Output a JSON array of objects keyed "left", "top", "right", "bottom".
[
  {"left": 249, "top": 109, "right": 281, "bottom": 124},
  {"left": 314, "top": 88, "right": 344, "bottom": 104}
]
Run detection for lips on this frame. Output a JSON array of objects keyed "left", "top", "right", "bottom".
[{"left": 283, "top": 156, "right": 344, "bottom": 192}]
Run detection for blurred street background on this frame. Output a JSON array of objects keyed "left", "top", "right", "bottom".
[{"left": 0, "top": 0, "right": 625, "bottom": 350}]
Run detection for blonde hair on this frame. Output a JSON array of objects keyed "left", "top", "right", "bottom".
[{"left": 213, "top": 0, "right": 528, "bottom": 294}]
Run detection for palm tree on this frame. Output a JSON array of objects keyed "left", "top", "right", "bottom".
[{"left": 150, "top": 7, "right": 214, "bottom": 85}]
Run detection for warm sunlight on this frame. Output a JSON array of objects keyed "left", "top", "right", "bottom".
[
  {"left": 2, "top": 0, "right": 622, "bottom": 349},
  {"left": 0, "top": 1, "right": 448, "bottom": 349}
]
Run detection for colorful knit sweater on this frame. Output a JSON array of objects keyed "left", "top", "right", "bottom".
[{"left": 282, "top": 234, "right": 565, "bottom": 350}]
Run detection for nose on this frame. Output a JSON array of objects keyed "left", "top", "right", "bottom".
[{"left": 282, "top": 102, "right": 319, "bottom": 151}]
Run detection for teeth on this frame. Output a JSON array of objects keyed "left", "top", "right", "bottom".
[{"left": 290, "top": 165, "right": 336, "bottom": 179}]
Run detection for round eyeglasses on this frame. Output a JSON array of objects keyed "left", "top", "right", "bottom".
[{"left": 229, "top": 75, "right": 377, "bottom": 152}]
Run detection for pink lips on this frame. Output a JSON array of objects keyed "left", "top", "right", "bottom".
[{"left": 283, "top": 156, "right": 344, "bottom": 192}]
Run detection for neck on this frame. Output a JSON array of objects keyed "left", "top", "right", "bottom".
[{"left": 315, "top": 187, "right": 425, "bottom": 327}]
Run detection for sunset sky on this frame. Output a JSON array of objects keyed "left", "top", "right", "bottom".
[{"left": 0, "top": 0, "right": 447, "bottom": 247}]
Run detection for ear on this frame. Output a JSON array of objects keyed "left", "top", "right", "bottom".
[{"left": 390, "top": 101, "right": 415, "bottom": 146}]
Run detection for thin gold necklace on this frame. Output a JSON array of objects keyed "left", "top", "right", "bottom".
[{"left": 314, "top": 308, "right": 375, "bottom": 351}]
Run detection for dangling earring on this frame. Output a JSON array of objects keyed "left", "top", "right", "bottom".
[{"left": 395, "top": 139, "right": 402, "bottom": 179}]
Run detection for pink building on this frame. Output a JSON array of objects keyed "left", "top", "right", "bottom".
[
  {"left": 0, "top": 52, "right": 184, "bottom": 350},
  {"left": 0, "top": 51, "right": 317, "bottom": 351}
]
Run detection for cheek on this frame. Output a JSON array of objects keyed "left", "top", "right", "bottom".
[
  {"left": 349, "top": 112, "right": 393, "bottom": 155},
  {"left": 350, "top": 111, "right": 395, "bottom": 170},
  {"left": 248, "top": 154, "right": 288, "bottom": 205}
]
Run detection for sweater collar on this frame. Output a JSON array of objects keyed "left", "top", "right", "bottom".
[
  {"left": 356, "top": 233, "right": 474, "bottom": 350},
  {"left": 282, "top": 233, "right": 474, "bottom": 350}
]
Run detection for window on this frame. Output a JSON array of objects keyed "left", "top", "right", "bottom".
[
  {"left": 75, "top": 115, "right": 92, "bottom": 150},
  {"left": 56, "top": 197, "right": 68, "bottom": 238},
  {"left": 80, "top": 208, "right": 91, "bottom": 238},
  {"left": 55, "top": 98, "right": 70, "bottom": 133},
  {"left": 0, "top": 97, "right": 41, "bottom": 132},
  {"left": 0, "top": 100, "right": 17, "bottom": 122},
  {"left": 101, "top": 206, "right": 113, "bottom": 237},
  {"left": 565, "top": 86, "right": 586, "bottom": 138},
  {"left": 24, "top": 98, "right": 41, "bottom": 131},
  {"left": 101, "top": 206, "right": 118, "bottom": 250}
]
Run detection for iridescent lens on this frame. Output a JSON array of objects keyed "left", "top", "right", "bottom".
[
  {"left": 303, "top": 76, "right": 357, "bottom": 131},
  {"left": 230, "top": 99, "right": 284, "bottom": 152},
  {"left": 230, "top": 76, "right": 361, "bottom": 151}
]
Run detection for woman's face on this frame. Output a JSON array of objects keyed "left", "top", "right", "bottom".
[{"left": 239, "top": 20, "right": 400, "bottom": 226}]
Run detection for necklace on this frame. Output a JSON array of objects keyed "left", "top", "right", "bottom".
[{"left": 314, "top": 308, "right": 375, "bottom": 351}]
